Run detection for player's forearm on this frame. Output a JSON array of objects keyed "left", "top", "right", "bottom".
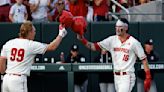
[
  {"left": 142, "top": 58, "right": 152, "bottom": 80},
  {"left": 47, "top": 36, "right": 63, "bottom": 51},
  {"left": 0, "top": 68, "right": 5, "bottom": 74},
  {"left": 81, "top": 38, "right": 97, "bottom": 51},
  {"left": 9, "top": 15, "right": 14, "bottom": 22},
  {"left": 142, "top": 58, "right": 150, "bottom": 72}
]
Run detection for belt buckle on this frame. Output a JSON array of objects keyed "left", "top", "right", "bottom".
[
  {"left": 13, "top": 74, "right": 21, "bottom": 76},
  {"left": 122, "top": 72, "right": 127, "bottom": 75},
  {"left": 114, "top": 71, "right": 127, "bottom": 75}
]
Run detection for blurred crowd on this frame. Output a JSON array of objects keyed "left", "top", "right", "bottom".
[{"left": 0, "top": 0, "right": 155, "bottom": 23}]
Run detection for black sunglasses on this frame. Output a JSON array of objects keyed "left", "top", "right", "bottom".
[{"left": 58, "top": 2, "right": 64, "bottom": 5}]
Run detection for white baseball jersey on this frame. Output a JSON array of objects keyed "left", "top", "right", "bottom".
[
  {"left": 98, "top": 35, "right": 146, "bottom": 72},
  {"left": 9, "top": 3, "right": 27, "bottom": 23},
  {"left": 0, "top": 38, "right": 48, "bottom": 76},
  {"left": 29, "top": 0, "right": 49, "bottom": 19}
]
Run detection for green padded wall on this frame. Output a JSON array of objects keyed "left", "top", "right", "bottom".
[
  {"left": 0, "top": 23, "right": 41, "bottom": 50},
  {"left": 41, "top": 23, "right": 91, "bottom": 63},
  {"left": 139, "top": 22, "right": 164, "bottom": 92},
  {"left": 139, "top": 22, "right": 164, "bottom": 61}
]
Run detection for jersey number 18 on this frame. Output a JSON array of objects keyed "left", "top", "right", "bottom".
[
  {"left": 123, "top": 54, "right": 129, "bottom": 61},
  {"left": 10, "top": 48, "right": 25, "bottom": 62}
]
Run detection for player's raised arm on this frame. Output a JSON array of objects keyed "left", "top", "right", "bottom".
[
  {"left": 142, "top": 58, "right": 152, "bottom": 92},
  {"left": 46, "top": 24, "right": 67, "bottom": 51},
  {"left": 77, "top": 34, "right": 101, "bottom": 51}
]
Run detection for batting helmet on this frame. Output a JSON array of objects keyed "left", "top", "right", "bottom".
[
  {"left": 72, "top": 16, "right": 87, "bottom": 36},
  {"left": 59, "top": 10, "right": 74, "bottom": 28}
]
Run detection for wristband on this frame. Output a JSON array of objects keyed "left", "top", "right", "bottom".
[{"left": 81, "top": 38, "right": 88, "bottom": 45}]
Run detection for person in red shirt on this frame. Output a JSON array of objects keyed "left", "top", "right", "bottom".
[
  {"left": 93, "top": 0, "right": 109, "bottom": 21},
  {"left": 51, "top": 0, "right": 66, "bottom": 21},
  {"left": 68, "top": 0, "right": 88, "bottom": 17}
]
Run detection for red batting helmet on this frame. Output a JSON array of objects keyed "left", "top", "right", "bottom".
[
  {"left": 59, "top": 10, "right": 74, "bottom": 28},
  {"left": 72, "top": 16, "right": 87, "bottom": 36}
]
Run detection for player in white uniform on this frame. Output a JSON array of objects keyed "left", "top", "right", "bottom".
[
  {"left": 0, "top": 21, "right": 67, "bottom": 92},
  {"left": 77, "top": 18, "right": 152, "bottom": 92},
  {"left": 9, "top": 0, "right": 28, "bottom": 23}
]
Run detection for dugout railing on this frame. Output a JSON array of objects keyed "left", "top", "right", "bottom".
[
  {"left": 25, "top": 62, "right": 164, "bottom": 92},
  {"left": 1, "top": 62, "right": 164, "bottom": 92}
]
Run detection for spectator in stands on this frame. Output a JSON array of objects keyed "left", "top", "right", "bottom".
[
  {"left": 116, "top": 0, "right": 130, "bottom": 13},
  {"left": 9, "top": 0, "right": 28, "bottom": 23},
  {"left": 52, "top": 0, "right": 66, "bottom": 22},
  {"left": 93, "top": 0, "right": 110, "bottom": 21},
  {"left": 47, "top": 0, "right": 57, "bottom": 21},
  {"left": 65, "top": 44, "right": 88, "bottom": 92},
  {"left": 94, "top": 50, "right": 115, "bottom": 92},
  {"left": 137, "top": 38, "right": 159, "bottom": 92},
  {"left": 68, "top": 0, "right": 88, "bottom": 18},
  {"left": 86, "top": 0, "right": 93, "bottom": 22},
  {"left": 139, "top": 0, "right": 150, "bottom": 4},
  {"left": 0, "top": 0, "right": 11, "bottom": 22},
  {"left": 23, "top": 0, "right": 32, "bottom": 21},
  {"left": 29, "top": 0, "right": 51, "bottom": 23},
  {"left": 135, "top": 0, "right": 156, "bottom": 5},
  {"left": 47, "top": 0, "right": 69, "bottom": 22}
]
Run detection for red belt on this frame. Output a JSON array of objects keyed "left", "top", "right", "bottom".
[{"left": 114, "top": 72, "right": 127, "bottom": 75}]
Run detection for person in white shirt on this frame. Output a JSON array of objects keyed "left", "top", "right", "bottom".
[
  {"left": 9, "top": 0, "right": 28, "bottom": 23},
  {"left": 0, "top": 21, "right": 67, "bottom": 92},
  {"left": 29, "top": 0, "right": 51, "bottom": 23}
]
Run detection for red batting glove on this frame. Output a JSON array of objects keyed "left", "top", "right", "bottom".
[{"left": 144, "top": 70, "right": 152, "bottom": 92}]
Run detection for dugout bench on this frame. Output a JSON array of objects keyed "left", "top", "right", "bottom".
[
  {"left": 1, "top": 62, "right": 164, "bottom": 92},
  {"left": 26, "top": 62, "right": 164, "bottom": 92}
]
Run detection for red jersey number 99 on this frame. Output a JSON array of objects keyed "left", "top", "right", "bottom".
[{"left": 10, "top": 48, "right": 25, "bottom": 62}]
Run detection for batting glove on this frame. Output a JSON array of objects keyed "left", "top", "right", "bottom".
[
  {"left": 144, "top": 70, "right": 152, "bottom": 92},
  {"left": 58, "top": 24, "right": 67, "bottom": 38}
]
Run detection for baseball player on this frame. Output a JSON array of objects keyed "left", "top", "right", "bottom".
[
  {"left": 0, "top": 21, "right": 67, "bottom": 92},
  {"left": 77, "top": 18, "right": 152, "bottom": 92}
]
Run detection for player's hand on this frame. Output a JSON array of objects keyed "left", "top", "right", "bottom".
[
  {"left": 58, "top": 24, "right": 67, "bottom": 38},
  {"left": 77, "top": 34, "right": 84, "bottom": 41},
  {"left": 144, "top": 70, "right": 152, "bottom": 92},
  {"left": 77, "top": 34, "right": 88, "bottom": 45}
]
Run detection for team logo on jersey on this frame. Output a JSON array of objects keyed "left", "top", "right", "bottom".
[{"left": 114, "top": 47, "right": 129, "bottom": 53}]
